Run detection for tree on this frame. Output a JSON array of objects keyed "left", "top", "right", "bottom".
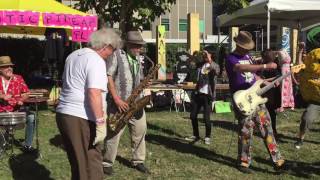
[
  {"left": 77, "top": 0, "right": 176, "bottom": 33},
  {"left": 214, "top": 0, "right": 252, "bottom": 14}
]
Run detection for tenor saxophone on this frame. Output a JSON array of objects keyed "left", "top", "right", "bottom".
[{"left": 108, "top": 64, "right": 161, "bottom": 134}]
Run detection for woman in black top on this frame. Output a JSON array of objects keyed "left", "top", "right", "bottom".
[
  {"left": 185, "top": 50, "right": 220, "bottom": 144},
  {"left": 260, "top": 49, "right": 282, "bottom": 136}
]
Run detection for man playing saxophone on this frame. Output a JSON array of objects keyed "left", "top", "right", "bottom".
[{"left": 102, "top": 30, "right": 150, "bottom": 175}]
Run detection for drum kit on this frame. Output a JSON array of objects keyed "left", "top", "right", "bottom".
[
  {"left": 0, "top": 96, "right": 48, "bottom": 158},
  {"left": 0, "top": 112, "right": 26, "bottom": 156}
]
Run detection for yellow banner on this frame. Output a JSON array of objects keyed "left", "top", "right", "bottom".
[{"left": 157, "top": 25, "right": 166, "bottom": 80}]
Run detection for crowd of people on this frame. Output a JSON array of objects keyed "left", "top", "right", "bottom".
[{"left": 1, "top": 27, "right": 319, "bottom": 179}]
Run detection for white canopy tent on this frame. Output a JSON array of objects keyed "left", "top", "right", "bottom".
[{"left": 216, "top": 0, "right": 320, "bottom": 48}]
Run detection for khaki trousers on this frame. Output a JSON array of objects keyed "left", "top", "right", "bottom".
[
  {"left": 300, "top": 103, "right": 320, "bottom": 133},
  {"left": 56, "top": 113, "right": 104, "bottom": 180},
  {"left": 103, "top": 111, "right": 146, "bottom": 167}
]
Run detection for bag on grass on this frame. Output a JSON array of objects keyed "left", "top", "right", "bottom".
[{"left": 213, "top": 101, "right": 231, "bottom": 113}]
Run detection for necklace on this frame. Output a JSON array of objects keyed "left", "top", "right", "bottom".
[{"left": 1, "top": 77, "right": 12, "bottom": 94}]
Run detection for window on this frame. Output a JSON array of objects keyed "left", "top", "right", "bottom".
[
  {"left": 142, "top": 22, "right": 151, "bottom": 31},
  {"left": 179, "top": 19, "right": 188, "bottom": 32},
  {"left": 199, "top": 20, "right": 205, "bottom": 33},
  {"left": 161, "top": 18, "right": 170, "bottom": 31}
]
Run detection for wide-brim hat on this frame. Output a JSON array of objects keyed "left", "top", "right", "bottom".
[
  {"left": 0, "top": 56, "right": 14, "bottom": 67},
  {"left": 233, "top": 31, "right": 255, "bottom": 50},
  {"left": 126, "top": 31, "right": 146, "bottom": 45}
]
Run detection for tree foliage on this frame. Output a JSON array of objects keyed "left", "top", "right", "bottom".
[
  {"left": 214, "top": 0, "right": 252, "bottom": 14},
  {"left": 77, "top": 0, "right": 176, "bottom": 33}
]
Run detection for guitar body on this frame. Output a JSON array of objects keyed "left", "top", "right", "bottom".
[
  {"left": 233, "top": 80, "right": 268, "bottom": 116},
  {"left": 232, "top": 64, "right": 305, "bottom": 116}
]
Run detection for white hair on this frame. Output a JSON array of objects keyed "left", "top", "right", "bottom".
[{"left": 89, "top": 28, "right": 122, "bottom": 50}]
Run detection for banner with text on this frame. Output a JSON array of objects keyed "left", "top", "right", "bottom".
[
  {"left": 0, "top": 10, "right": 97, "bottom": 42},
  {"left": 43, "top": 13, "right": 97, "bottom": 42},
  {"left": 0, "top": 10, "right": 40, "bottom": 26}
]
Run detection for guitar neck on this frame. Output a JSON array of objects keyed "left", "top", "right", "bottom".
[{"left": 257, "top": 72, "right": 291, "bottom": 96}]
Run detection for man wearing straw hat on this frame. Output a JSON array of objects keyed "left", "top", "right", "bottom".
[
  {"left": 102, "top": 31, "right": 150, "bottom": 175},
  {"left": 0, "top": 56, "right": 36, "bottom": 153},
  {"left": 225, "top": 31, "right": 288, "bottom": 173}
]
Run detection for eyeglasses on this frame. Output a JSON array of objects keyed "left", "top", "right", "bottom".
[{"left": 104, "top": 44, "right": 115, "bottom": 52}]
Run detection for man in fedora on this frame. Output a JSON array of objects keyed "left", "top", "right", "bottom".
[
  {"left": 225, "top": 31, "right": 288, "bottom": 173},
  {"left": 102, "top": 30, "right": 150, "bottom": 175},
  {"left": 0, "top": 56, "right": 36, "bottom": 153}
]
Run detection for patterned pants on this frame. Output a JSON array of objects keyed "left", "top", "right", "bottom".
[{"left": 235, "top": 105, "right": 284, "bottom": 167}]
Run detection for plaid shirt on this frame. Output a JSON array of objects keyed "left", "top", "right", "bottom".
[{"left": 0, "top": 74, "right": 29, "bottom": 112}]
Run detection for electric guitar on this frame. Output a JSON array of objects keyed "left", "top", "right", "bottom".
[{"left": 233, "top": 64, "right": 305, "bottom": 116}]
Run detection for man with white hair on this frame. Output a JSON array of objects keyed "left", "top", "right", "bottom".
[{"left": 56, "top": 28, "right": 122, "bottom": 180}]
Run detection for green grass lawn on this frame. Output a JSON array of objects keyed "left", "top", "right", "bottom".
[{"left": 0, "top": 107, "right": 319, "bottom": 180}]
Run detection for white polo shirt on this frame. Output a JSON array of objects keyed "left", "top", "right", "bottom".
[{"left": 56, "top": 48, "right": 107, "bottom": 121}]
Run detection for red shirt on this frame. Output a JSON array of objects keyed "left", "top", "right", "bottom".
[{"left": 0, "top": 74, "right": 29, "bottom": 112}]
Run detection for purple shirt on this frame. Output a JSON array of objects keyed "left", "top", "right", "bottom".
[{"left": 225, "top": 53, "right": 256, "bottom": 93}]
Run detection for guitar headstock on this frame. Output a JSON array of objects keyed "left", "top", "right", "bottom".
[{"left": 291, "top": 64, "right": 306, "bottom": 73}]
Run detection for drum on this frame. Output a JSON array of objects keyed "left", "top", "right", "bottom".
[{"left": 0, "top": 112, "right": 26, "bottom": 126}]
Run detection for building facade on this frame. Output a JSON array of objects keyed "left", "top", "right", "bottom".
[
  {"left": 148, "top": 0, "right": 213, "bottom": 43},
  {"left": 62, "top": 0, "right": 218, "bottom": 43}
]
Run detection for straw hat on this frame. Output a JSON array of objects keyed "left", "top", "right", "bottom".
[
  {"left": 126, "top": 31, "right": 146, "bottom": 45},
  {"left": 0, "top": 56, "right": 14, "bottom": 67},
  {"left": 233, "top": 31, "right": 255, "bottom": 50}
]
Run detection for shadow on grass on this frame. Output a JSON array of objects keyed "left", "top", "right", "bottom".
[
  {"left": 147, "top": 123, "right": 184, "bottom": 138},
  {"left": 212, "top": 120, "right": 237, "bottom": 131},
  {"left": 181, "top": 117, "right": 237, "bottom": 132},
  {"left": 9, "top": 153, "right": 54, "bottom": 180},
  {"left": 276, "top": 133, "right": 320, "bottom": 145},
  {"left": 49, "top": 134, "right": 65, "bottom": 150},
  {"left": 116, "top": 155, "right": 132, "bottom": 168},
  {"left": 146, "top": 134, "right": 274, "bottom": 174},
  {"left": 211, "top": 120, "right": 320, "bottom": 145},
  {"left": 255, "top": 157, "right": 320, "bottom": 178},
  {"left": 310, "top": 128, "right": 320, "bottom": 133}
]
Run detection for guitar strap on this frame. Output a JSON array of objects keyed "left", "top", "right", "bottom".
[{"left": 248, "top": 55, "right": 257, "bottom": 65}]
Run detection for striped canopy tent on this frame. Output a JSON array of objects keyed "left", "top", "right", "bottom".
[{"left": 0, "top": 0, "right": 98, "bottom": 42}]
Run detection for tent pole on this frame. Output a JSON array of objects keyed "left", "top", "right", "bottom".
[
  {"left": 267, "top": 10, "right": 270, "bottom": 49},
  {"left": 261, "top": 27, "right": 264, "bottom": 51},
  {"left": 217, "top": 27, "right": 221, "bottom": 63},
  {"left": 218, "top": 27, "right": 221, "bottom": 45}
]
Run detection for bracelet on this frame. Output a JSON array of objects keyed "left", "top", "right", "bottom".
[
  {"left": 96, "top": 117, "right": 105, "bottom": 125},
  {"left": 263, "top": 64, "right": 267, "bottom": 69}
]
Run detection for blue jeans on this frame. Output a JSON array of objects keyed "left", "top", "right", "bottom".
[{"left": 24, "top": 111, "right": 35, "bottom": 147}]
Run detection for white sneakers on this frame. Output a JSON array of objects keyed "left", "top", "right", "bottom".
[
  {"left": 204, "top": 137, "right": 211, "bottom": 145},
  {"left": 185, "top": 136, "right": 211, "bottom": 145},
  {"left": 184, "top": 135, "right": 200, "bottom": 142}
]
